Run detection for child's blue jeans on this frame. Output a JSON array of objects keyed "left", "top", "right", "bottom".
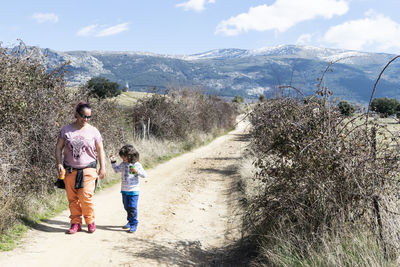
[{"left": 122, "top": 194, "right": 139, "bottom": 227}]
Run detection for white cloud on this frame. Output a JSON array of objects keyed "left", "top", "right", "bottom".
[
  {"left": 215, "top": 0, "right": 349, "bottom": 36},
  {"left": 296, "top": 33, "right": 313, "bottom": 45},
  {"left": 323, "top": 11, "right": 400, "bottom": 52},
  {"left": 76, "top": 23, "right": 129, "bottom": 37},
  {"left": 176, "top": 0, "right": 215, "bottom": 12},
  {"left": 77, "top": 24, "right": 98, "bottom": 36},
  {"left": 96, "top": 23, "right": 129, "bottom": 37},
  {"left": 32, "top": 13, "right": 58, "bottom": 23}
]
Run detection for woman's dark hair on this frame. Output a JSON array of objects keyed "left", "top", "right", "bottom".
[
  {"left": 119, "top": 144, "right": 139, "bottom": 163},
  {"left": 75, "top": 101, "right": 91, "bottom": 115}
]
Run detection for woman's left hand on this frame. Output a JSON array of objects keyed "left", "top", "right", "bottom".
[
  {"left": 95, "top": 141, "right": 106, "bottom": 179},
  {"left": 98, "top": 167, "right": 106, "bottom": 179}
]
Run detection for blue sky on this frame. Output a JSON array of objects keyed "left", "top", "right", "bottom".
[{"left": 1, "top": 0, "right": 400, "bottom": 55}]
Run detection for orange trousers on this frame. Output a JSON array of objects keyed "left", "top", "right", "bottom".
[{"left": 64, "top": 168, "right": 97, "bottom": 225}]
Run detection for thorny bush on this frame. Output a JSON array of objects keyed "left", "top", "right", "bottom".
[{"left": 247, "top": 97, "right": 400, "bottom": 261}]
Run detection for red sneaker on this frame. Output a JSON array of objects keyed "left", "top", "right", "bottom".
[
  {"left": 88, "top": 222, "right": 96, "bottom": 233},
  {"left": 67, "top": 224, "right": 82, "bottom": 234}
]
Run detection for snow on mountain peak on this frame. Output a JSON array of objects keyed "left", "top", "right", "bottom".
[{"left": 173, "top": 45, "right": 382, "bottom": 64}]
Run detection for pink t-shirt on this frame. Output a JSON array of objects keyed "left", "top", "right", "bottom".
[{"left": 59, "top": 124, "right": 103, "bottom": 168}]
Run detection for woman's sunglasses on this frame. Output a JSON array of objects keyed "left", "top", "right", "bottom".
[{"left": 78, "top": 113, "right": 92, "bottom": 119}]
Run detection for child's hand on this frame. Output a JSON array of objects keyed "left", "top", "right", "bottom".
[
  {"left": 109, "top": 154, "right": 116, "bottom": 162},
  {"left": 129, "top": 165, "right": 137, "bottom": 174}
]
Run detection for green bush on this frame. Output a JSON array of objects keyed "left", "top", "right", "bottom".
[
  {"left": 86, "top": 76, "right": 121, "bottom": 99},
  {"left": 232, "top": 95, "right": 244, "bottom": 103},
  {"left": 371, "top": 97, "right": 400, "bottom": 117},
  {"left": 338, "top": 100, "right": 355, "bottom": 116}
]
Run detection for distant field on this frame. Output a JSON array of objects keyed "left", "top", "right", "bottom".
[
  {"left": 343, "top": 115, "right": 400, "bottom": 147},
  {"left": 65, "top": 87, "right": 151, "bottom": 107},
  {"left": 376, "top": 117, "right": 400, "bottom": 132},
  {"left": 116, "top": 91, "right": 152, "bottom": 106},
  {"left": 374, "top": 117, "right": 400, "bottom": 148}
]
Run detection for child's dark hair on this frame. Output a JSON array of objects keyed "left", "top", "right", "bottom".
[{"left": 119, "top": 144, "right": 139, "bottom": 163}]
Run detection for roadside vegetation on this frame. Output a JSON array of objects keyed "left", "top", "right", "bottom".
[
  {"left": 0, "top": 43, "right": 237, "bottom": 250},
  {"left": 239, "top": 57, "right": 400, "bottom": 266}
]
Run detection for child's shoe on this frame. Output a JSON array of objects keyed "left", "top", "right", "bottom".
[
  {"left": 88, "top": 222, "right": 96, "bottom": 233},
  {"left": 122, "top": 223, "right": 130, "bottom": 229},
  {"left": 128, "top": 225, "right": 137, "bottom": 233},
  {"left": 67, "top": 223, "right": 82, "bottom": 234}
]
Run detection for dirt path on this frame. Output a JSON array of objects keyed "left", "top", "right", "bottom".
[{"left": 0, "top": 118, "right": 250, "bottom": 267}]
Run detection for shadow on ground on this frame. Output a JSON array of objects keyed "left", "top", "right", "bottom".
[
  {"left": 20, "top": 218, "right": 67, "bottom": 233},
  {"left": 232, "top": 133, "right": 251, "bottom": 142},
  {"left": 21, "top": 218, "right": 128, "bottom": 234},
  {"left": 201, "top": 157, "right": 239, "bottom": 161},
  {"left": 116, "top": 236, "right": 257, "bottom": 266},
  {"left": 199, "top": 167, "right": 236, "bottom": 176}
]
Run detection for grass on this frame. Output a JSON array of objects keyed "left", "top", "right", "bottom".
[
  {"left": 0, "top": 190, "right": 69, "bottom": 251},
  {"left": 0, "top": 224, "right": 27, "bottom": 251},
  {"left": 256, "top": 230, "right": 395, "bottom": 267}
]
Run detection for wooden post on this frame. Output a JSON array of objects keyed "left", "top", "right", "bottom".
[
  {"left": 371, "top": 127, "right": 377, "bottom": 161},
  {"left": 371, "top": 127, "right": 387, "bottom": 260},
  {"left": 133, "top": 119, "right": 136, "bottom": 139},
  {"left": 141, "top": 120, "right": 146, "bottom": 139},
  {"left": 147, "top": 118, "right": 150, "bottom": 138}
]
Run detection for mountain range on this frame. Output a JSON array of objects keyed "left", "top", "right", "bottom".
[{"left": 40, "top": 45, "right": 400, "bottom": 104}]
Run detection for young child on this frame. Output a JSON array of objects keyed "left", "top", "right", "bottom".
[{"left": 110, "top": 144, "right": 147, "bottom": 233}]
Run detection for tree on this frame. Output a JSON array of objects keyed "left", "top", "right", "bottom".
[
  {"left": 86, "top": 77, "right": 121, "bottom": 99},
  {"left": 371, "top": 97, "right": 400, "bottom": 117},
  {"left": 258, "top": 94, "right": 266, "bottom": 102},
  {"left": 232, "top": 95, "right": 244, "bottom": 103},
  {"left": 338, "top": 101, "right": 355, "bottom": 116}
]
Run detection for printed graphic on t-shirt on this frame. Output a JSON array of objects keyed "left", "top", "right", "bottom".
[{"left": 69, "top": 136, "right": 88, "bottom": 159}]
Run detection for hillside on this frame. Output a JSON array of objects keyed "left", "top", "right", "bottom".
[{"left": 41, "top": 45, "right": 400, "bottom": 103}]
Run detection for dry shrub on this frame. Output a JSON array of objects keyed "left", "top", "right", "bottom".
[
  {"left": 130, "top": 88, "right": 236, "bottom": 140},
  {"left": 0, "top": 42, "right": 128, "bottom": 234},
  {"left": 247, "top": 97, "right": 400, "bottom": 263},
  {"left": 0, "top": 43, "right": 74, "bottom": 232},
  {"left": 89, "top": 97, "right": 128, "bottom": 153}
]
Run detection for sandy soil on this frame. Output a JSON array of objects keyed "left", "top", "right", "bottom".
[{"left": 0, "top": 117, "right": 250, "bottom": 267}]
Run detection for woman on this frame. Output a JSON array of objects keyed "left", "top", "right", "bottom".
[{"left": 55, "top": 101, "right": 106, "bottom": 234}]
